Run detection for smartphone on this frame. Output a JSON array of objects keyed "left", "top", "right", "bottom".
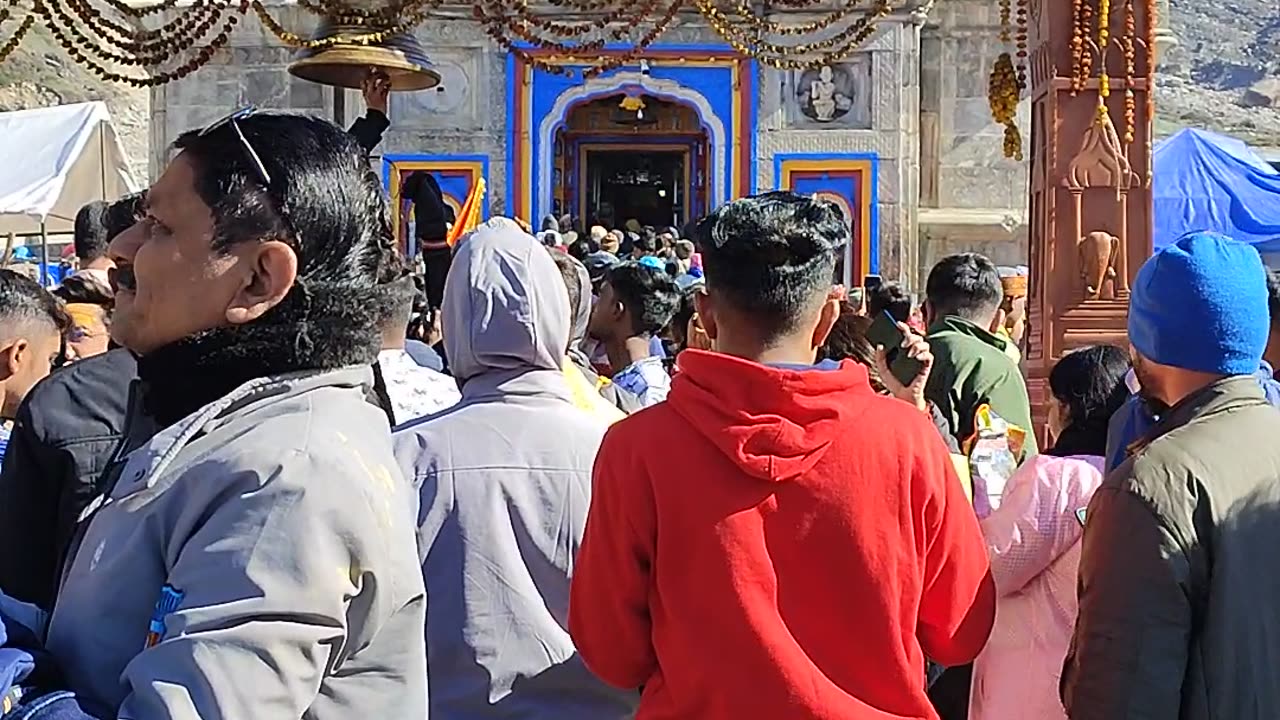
[
  {"left": 867, "top": 310, "right": 924, "bottom": 380},
  {"left": 863, "top": 274, "right": 883, "bottom": 291}
]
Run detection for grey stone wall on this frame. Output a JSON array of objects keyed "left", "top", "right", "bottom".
[
  {"left": 917, "top": 0, "right": 1030, "bottom": 282},
  {"left": 149, "top": 5, "right": 330, "bottom": 180},
  {"left": 756, "top": 16, "right": 923, "bottom": 283}
]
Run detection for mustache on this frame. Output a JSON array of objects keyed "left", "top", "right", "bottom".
[{"left": 110, "top": 265, "right": 136, "bottom": 292}]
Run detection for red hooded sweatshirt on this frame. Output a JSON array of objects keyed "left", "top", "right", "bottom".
[{"left": 569, "top": 350, "right": 995, "bottom": 719}]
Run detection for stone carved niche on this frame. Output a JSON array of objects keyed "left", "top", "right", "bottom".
[
  {"left": 786, "top": 57, "right": 872, "bottom": 129},
  {"left": 1062, "top": 111, "right": 1138, "bottom": 302}
]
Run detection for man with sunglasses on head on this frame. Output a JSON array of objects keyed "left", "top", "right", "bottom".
[{"left": 0, "top": 110, "right": 426, "bottom": 719}]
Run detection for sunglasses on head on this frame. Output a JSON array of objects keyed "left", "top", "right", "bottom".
[{"left": 199, "top": 106, "right": 271, "bottom": 186}]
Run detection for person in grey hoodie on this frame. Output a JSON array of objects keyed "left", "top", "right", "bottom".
[
  {"left": 394, "top": 218, "right": 638, "bottom": 719},
  {"left": 38, "top": 112, "right": 427, "bottom": 718}
]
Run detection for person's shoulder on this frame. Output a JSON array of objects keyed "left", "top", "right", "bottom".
[{"left": 22, "top": 349, "right": 136, "bottom": 436}]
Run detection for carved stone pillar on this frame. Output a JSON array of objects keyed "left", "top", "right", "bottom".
[{"left": 1024, "top": 0, "right": 1155, "bottom": 443}]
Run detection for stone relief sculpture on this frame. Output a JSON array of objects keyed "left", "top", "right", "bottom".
[
  {"left": 790, "top": 58, "right": 871, "bottom": 128},
  {"left": 1078, "top": 230, "right": 1119, "bottom": 300},
  {"left": 810, "top": 66, "right": 843, "bottom": 121}
]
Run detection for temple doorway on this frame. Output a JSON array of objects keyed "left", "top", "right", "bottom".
[
  {"left": 585, "top": 149, "right": 685, "bottom": 229},
  {"left": 552, "top": 92, "right": 709, "bottom": 229}
]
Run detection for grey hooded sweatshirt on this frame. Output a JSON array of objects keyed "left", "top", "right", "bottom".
[
  {"left": 45, "top": 367, "right": 428, "bottom": 719},
  {"left": 394, "top": 219, "right": 638, "bottom": 719}
]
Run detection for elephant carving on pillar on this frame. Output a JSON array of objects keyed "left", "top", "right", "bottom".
[{"left": 1078, "top": 231, "right": 1119, "bottom": 300}]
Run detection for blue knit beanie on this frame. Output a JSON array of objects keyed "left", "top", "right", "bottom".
[{"left": 1128, "top": 231, "right": 1268, "bottom": 375}]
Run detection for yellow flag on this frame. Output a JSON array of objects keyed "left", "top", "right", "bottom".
[{"left": 445, "top": 178, "right": 486, "bottom": 247}]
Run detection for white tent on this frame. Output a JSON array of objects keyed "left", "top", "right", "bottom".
[{"left": 0, "top": 101, "right": 138, "bottom": 240}]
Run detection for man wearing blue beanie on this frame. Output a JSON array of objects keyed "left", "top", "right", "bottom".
[{"left": 1062, "top": 231, "right": 1280, "bottom": 719}]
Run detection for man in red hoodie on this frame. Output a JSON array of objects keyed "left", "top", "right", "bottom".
[{"left": 569, "top": 191, "right": 995, "bottom": 720}]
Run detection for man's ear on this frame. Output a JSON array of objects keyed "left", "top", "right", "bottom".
[
  {"left": 693, "top": 288, "right": 718, "bottom": 340},
  {"left": 812, "top": 297, "right": 840, "bottom": 349},
  {"left": 0, "top": 340, "right": 24, "bottom": 380},
  {"left": 225, "top": 240, "right": 299, "bottom": 325}
]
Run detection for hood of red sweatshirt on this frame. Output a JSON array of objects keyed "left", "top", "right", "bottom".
[{"left": 669, "top": 349, "right": 878, "bottom": 482}]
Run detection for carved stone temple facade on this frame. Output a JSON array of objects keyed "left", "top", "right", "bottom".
[{"left": 149, "top": 0, "right": 1040, "bottom": 288}]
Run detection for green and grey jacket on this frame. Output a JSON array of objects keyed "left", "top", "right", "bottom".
[{"left": 1063, "top": 376, "right": 1280, "bottom": 719}]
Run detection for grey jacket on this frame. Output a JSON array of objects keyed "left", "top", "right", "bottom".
[
  {"left": 394, "top": 219, "right": 638, "bottom": 719},
  {"left": 47, "top": 367, "right": 427, "bottom": 719},
  {"left": 1062, "top": 376, "right": 1280, "bottom": 719}
]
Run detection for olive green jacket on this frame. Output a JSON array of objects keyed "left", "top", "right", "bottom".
[{"left": 914, "top": 315, "right": 1037, "bottom": 459}]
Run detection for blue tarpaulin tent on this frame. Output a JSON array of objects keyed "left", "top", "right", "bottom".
[{"left": 1153, "top": 128, "right": 1280, "bottom": 252}]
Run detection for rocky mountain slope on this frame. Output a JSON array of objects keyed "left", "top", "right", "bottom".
[
  {"left": 0, "top": 18, "right": 149, "bottom": 182},
  {"left": 1159, "top": 0, "right": 1280, "bottom": 146}
]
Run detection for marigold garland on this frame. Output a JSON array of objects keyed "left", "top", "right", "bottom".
[
  {"left": 1097, "top": 0, "right": 1112, "bottom": 124},
  {"left": 988, "top": 0, "right": 1024, "bottom": 159}
]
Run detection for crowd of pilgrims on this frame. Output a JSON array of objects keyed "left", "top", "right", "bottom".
[{"left": 0, "top": 110, "right": 1273, "bottom": 719}]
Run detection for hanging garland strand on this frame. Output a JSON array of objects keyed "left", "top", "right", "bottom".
[
  {"left": 1097, "top": 0, "right": 1112, "bottom": 124},
  {"left": 1122, "top": 0, "right": 1136, "bottom": 142},
  {"left": 697, "top": 0, "right": 891, "bottom": 67},
  {"left": 60, "top": 0, "right": 227, "bottom": 58},
  {"left": 253, "top": 0, "right": 439, "bottom": 49},
  {"left": 717, "top": 0, "right": 872, "bottom": 39},
  {"left": 41, "top": 0, "right": 226, "bottom": 66},
  {"left": 37, "top": 0, "right": 244, "bottom": 86},
  {"left": 0, "top": 0, "right": 945, "bottom": 89}
]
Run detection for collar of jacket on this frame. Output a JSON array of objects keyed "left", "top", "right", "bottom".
[
  {"left": 135, "top": 277, "right": 396, "bottom": 427},
  {"left": 1126, "top": 375, "right": 1266, "bottom": 458},
  {"left": 113, "top": 366, "right": 375, "bottom": 499},
  {"left": 928, "top": 314, "right": 1011, "bottom": 355}
]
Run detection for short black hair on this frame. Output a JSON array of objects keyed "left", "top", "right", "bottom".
[
  {"left": 106, "top": 194, "right": 144, "bottom": 242},
  {"left": 1266, "top": 267, "right": 1280, "bottom": 324},
  {"left": 670, "top": 283, "right": 699, "bottom": 349},
  {"left": 54, "top": 274, "right": 114, "bottom": 307},
  {"left": 925, "top": 252, "right": 1003, "bottom": 322},
  {"left": 694, "top": 191, "right": 847, "bottom": 340},
  {"left": 0, "top": 268, "right": 69, "bottom": 337},
  {"left": 72, "top": 202, "right": 110, "bottom": 263},
  {"left": 867, "top": 281, "right": 912, "bottom": 323},
  {"left": 605, "top": 261, "right": 680, "bottom": 336}
]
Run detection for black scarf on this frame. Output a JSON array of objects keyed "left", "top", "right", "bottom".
[{"left": 136, "top": 278, "right": 397, "bottom": 427}]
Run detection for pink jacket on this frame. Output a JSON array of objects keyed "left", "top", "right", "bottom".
[{"left": 969, "top": 454, "right": 1104, "bottom": 720}]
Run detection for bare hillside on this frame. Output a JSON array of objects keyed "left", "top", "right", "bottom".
[
  {"left": 0, "top": 19, "right": 148, "bottom": 182},
  {"left": 1160, "top": 0, "right": 1280, "bottom": 145}
]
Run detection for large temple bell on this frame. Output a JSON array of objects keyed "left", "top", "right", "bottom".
[{"left": 288, "top": 17, "right": 441, "bottom": 91}]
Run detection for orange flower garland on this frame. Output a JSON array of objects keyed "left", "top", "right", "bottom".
[{"left": 1097, "top": 0, "right": 1111, "bottom": 124}]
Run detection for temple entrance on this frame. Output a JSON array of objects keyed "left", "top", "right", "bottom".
[
  {"left": 552, "top": 92, "right": 709, "bottom": 229},
  {"left": 585, "top": 149, "right": 685, "bottom": 229}
]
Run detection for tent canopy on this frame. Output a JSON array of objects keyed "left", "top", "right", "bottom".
[
  {"left": 0, "top": 102, "right": 139, "bottom": 236},
  {"left": 1153, "top": 128, "right": 1280, "bottom": 253}
]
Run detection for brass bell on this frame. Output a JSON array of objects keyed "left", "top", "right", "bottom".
[{"left": 288, "top": 17, "right": 441, "bottom": 92}]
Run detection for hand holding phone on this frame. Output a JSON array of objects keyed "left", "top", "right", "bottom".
[{"left": 867, "top": 311, "right": 933, "bottom": 411}]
